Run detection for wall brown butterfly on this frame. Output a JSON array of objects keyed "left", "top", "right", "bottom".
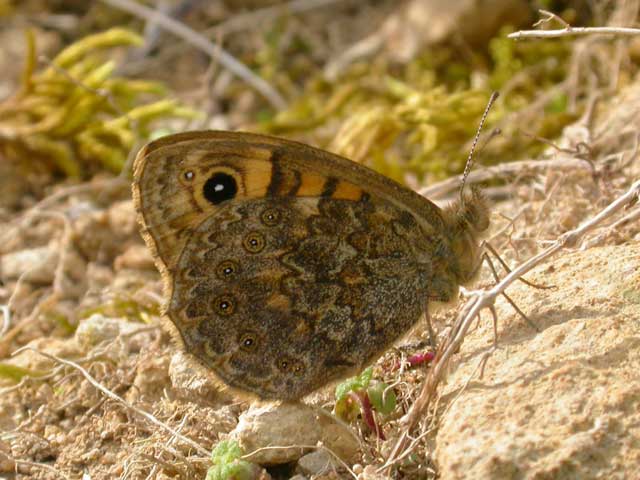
[{"left": 132, "top": 131, "right": 489, "bottom": 400}]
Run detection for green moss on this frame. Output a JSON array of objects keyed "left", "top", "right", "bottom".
[
  {"left": 259, "top": 27, "right": 576, "bottom": 184},
  {"left": 0, "top": 363, "right": 47, "bottom": 383},
  {"left": 0, "top": 28, "right": 202, "bottom": 178},
  {"left": 79, "top": 296, "right": 160, "bottom": 323}
]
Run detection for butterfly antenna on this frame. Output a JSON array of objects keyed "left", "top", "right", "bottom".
[{"left": 459, "top": 91, "right": 500, "bottom": 207}]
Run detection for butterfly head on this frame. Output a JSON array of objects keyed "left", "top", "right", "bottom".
[{"left": 442, "top": 185, "right": 490, "bottom": 285}]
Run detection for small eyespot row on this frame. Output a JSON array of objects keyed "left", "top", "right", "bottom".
[
  {"left": 243, "top": 232, "right": 266, "bottom": 253},
  {"left": 213, "top": 294, "right": 236, "bottom": 316},
  {"left": 260, "top": 207, "right": 281, "bottom": 226},
  {"left": 216, "top": 260, "right": 239, "bottom": 280},
  {"left": 277, "top": 357, "right": 305, "bottom": 375},
  {"left": 239, "top": 332, "right": 257, "bottom": 351}
]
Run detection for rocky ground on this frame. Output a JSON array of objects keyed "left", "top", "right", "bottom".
[{"left": 1, "top": 1, "right": 640, "bottom": 479}]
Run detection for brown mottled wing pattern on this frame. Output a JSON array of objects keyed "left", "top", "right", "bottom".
[{"left": 133, "top": 131, "right": 452, "bottom": 400}]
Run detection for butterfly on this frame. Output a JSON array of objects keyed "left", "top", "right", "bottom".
[{"left": 132, "top": 130, "right": 489, "bottom": 400}]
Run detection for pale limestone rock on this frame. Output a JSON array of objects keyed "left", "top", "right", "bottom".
[
  {"left": 434, "top": 243, "right": 640, "bottom": 478},
  {"left": 357, "top": 465, "right": 387, "bottom": 480},
  {"left": 0, "top": 245, "right": 58, "bottom": 283},
  {"left": 74, "top": 313, "right": 139, "bottom": 349},
  {"left": 113, "top": 244, "right": 155, "bottom": 272},
  {"left": 231, "top": 403, "right": 360, "bottom": 465},
  {"left": 168, "top": 351, "right": 222, "bottom": 402},
  {"left": 296, "top": 450, "right": 337, "bottom": 476},
  {"left": 2, "top": 337, "right": 81, "bottom": 376}
]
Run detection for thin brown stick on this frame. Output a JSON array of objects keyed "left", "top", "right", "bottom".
[
  {"left": 97, "top": 0, "right": 286, "bottom": 109},
  {"left": 419, "top": 157, "right": 591, "bottom": 200},
  {"left": 509, "top": 9, "right": 640, "bottom": 39},
  {"left": 13, "top": 347, "right": 210, "bottom": 457},
  {"left": 0, "top": 452, "right": 70, "bottom": 480},
  {"left": 582, "top": 206, "right": 640, "bottom": 248},
  {"left": 385, "top": 178, "right": 640, "bottom": 467}
]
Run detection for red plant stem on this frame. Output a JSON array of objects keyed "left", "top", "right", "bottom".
[
  {"left": 349, "top": 391, "right": 385, "bottom": 440},
  {"left": 407, "top": 351, "right": 435, "bottom": 366},
  {"left": 393, "top": 351, "right": 436, "bottom": 371}
]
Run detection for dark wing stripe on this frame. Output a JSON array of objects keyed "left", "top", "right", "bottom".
[
  {"left": 267, "top": 154, "right": 284, "bottom": 197},
  {"left": 321, "top": 176, "right": 339, "bottom": 197},
  {"left": 287, "top": 170, "right": 302, "bottom": 196}
]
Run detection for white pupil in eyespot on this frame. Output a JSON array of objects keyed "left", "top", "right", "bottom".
[{"left": 185, "top": 171, "right": 194, "bottom": 180}]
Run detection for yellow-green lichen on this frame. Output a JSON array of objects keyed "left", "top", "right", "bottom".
[{"left": 0, "top": 28, "right": 202, "bottom": 178}]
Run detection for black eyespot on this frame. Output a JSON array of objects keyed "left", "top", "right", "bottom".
[
  {"left": 276, "top": 357, "right": 305, "bottom": 375},
  {"left": 184, "top": 170, "right": 195, "bottom": 181},
  {"left": 203, "top": 172, "right": 237, "bottom": 205},
  {"left": 260, "top": 208, "right": 281, "bottom": 226},
  {"left": 216, "top": 260, "right": 239, "bottom": 280},
  {"left": 243, "top": 232, "right": 265, "bottom": 253},
  {"left": 239, "top": 332, "right": 257, "bottom": 351},
  {"left": 213, "top": 295, "right": 235, "bottom": 316}
]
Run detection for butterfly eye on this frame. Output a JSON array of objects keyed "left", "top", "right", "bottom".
[
  {"left": 216, "top": 260, "right": 239, "bottom": 279},
  {"left": 213, "top": 294, "right": 236, "bottom": 316},
  {"left": 260, "top": 208, "right": 281, "bottom": 226},
  {"left": 203, "top": 172, "right": 237, "bottom": 205},
  {"left": 243, "top": 232, "right": 265, "bottom": 253},
  {"left": 184, "top": 170, "right": 195, "bottom": 181}
]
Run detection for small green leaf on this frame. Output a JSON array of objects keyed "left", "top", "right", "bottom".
[
  {"left": 334, "top": 393, "right": 360, "bottom": 421},
  {"left": 207, "top": 440, "right": 257, "bottom": 480},
  {"left": 367, "top": 381, "right": 397, "bottom": 415},
  {"left": 335, "top": 366, "right": 373, "bottom": 401}
]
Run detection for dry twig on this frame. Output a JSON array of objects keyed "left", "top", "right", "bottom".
[
  {"left": 509, "top": 9, "right": 640, "bottom": 40},
  {"left": 0, "top": 453, "right": 71, "bottom": 480},
  {"left": 13, "top": 347, "right": 210, "bottom": 457},
  {"left": 97, "top": 0, "right": 286, "bottom": 109},
  {"left": 419, "top": 157, "right": 592, "bottom": 200},
  {"left": 385, "top": 178, "right": 640, "bottom": 468}
]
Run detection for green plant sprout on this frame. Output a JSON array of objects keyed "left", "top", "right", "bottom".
[
  {"left": 334, "top": 367, "right": 397, "bottom": 440},
  {"left": 206, "top": 440, "right": 259, "bottom": 480}
]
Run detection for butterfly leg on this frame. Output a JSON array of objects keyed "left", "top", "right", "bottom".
[
  {"left": 483, "top": 241, "right": 555, "bottom": 290},
  {"left": 481, "top": 250, "right": 541, "bottom": 332},
  {"left": 424, "top": 307, "right": 437, "bottom": 348}
]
